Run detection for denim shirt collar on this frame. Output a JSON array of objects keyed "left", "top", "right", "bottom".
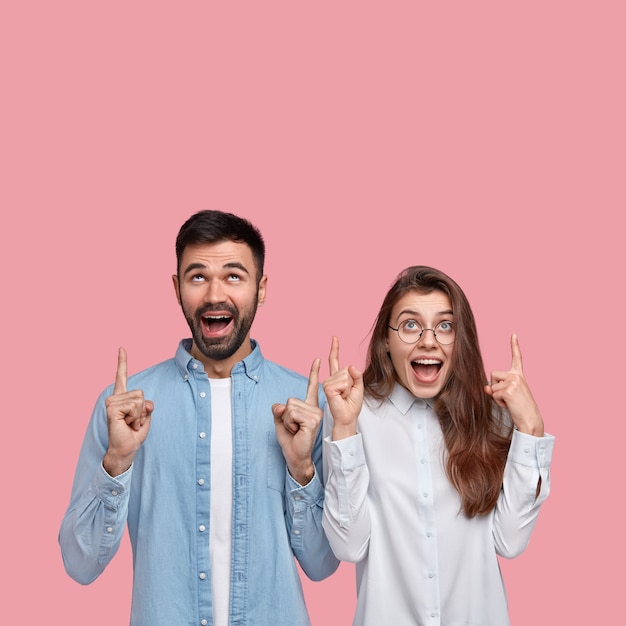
[{"left": 174, "top": 338, "right": 264, "bottom": 382}]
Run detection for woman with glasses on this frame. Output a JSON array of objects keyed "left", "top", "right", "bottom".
[{"left": 321, "top": 266, "right": 554, "bottom": 626}]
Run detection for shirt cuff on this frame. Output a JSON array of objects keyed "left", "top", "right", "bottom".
[
  {"left": 508, "top": 429, "right": 555, "bottom": 468},
  {"left": 323, "top": 433, "right": 366, "bottom": 472},
  {"left": 286, "top": 466, "right": 324, "bottom": 505},
  {"left": 95, "top": 462, "right": 132, "bottom": 508}
]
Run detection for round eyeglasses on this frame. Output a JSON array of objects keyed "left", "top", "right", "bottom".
[{"left": 388, "top": 320, "right": 456, "bottom": 345}]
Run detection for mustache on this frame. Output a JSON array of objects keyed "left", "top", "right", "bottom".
[{"left": 196, "top": 303, "right": 239, "bottom": 318}]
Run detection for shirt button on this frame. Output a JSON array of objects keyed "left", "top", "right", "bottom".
[
  {"left": 201, "top": 620, "right": 208, "bottom": 626},
  {"left": 200, "top": 391, "right": 206, "bottom": 398},
  {"left": 198, "top": 479, "right": 205, "bottom": 486},
  {"left": 524, "top": 447, "right": 530, "bottom": 453},
  {"left": 294, "top": 529, "right": 300, "bottom": 535},
  {"left": 294, "top": 495, "right": 302, "bottom": 501},
  {"left": 193, "top": 363, "right": 198, "bottom": 369},
  {"left": 426, "top": 531, "right": 432, "bottom": 537},
  {"left": 199, "top": 572, "right": 206, "bottom": 580},
  {"left": 420, "top": 458, "right": 426, "bottom": 464},
  {"left": 428, "top": 572, "right": 434, "bottom": 579},
  {"left": 106, "top": 527, "right": 113, "bottom": 533},
  {"left": 199, "top": 432, "right": 207, "bottom": 439},
  {"left": 111, "top": 490, "right": 118, "bottom": 496},
  {"left": 199, "top": 525, "right": 206, "bottom": 532},
  {"left": 423, "top": 492, "right": 428, "bottom": 498}
]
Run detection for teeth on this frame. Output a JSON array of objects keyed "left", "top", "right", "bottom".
[
  {"left": 203, "top": 315, "right": 230, "bottom": 320},
  {"left": 414, "top": 359, "right": 441, "bottom": 365}
]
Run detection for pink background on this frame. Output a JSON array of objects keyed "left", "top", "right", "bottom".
[{"left": 1, "top": 2, "right": 624, "bottom": 624}]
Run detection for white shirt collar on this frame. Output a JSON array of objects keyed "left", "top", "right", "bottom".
[{"left": 388, "top": 383, "right": 432, "bottom": 414}]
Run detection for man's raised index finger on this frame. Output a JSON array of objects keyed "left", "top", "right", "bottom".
[
  {"left": 510, "top": 333, "right": 524, "bottom": 372},
  {"left": 305, "top": 358, "right": 321, "bottom": 406},
  {"left": 328, "top": 336, "right": 340, "bottom": 376},
  {"left": 113, "top": 347, "right": 128, "bottom": 394}
]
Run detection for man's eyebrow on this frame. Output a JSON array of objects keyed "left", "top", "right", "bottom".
[
  {"left": 182, "top": 262, "right": 207, "bottom": 277},
  {"left": 223, "top": 262, "right": 250, "bottom": 275},
  {"left": 181, "top": 262, "right": 251, "bottom": 277}
]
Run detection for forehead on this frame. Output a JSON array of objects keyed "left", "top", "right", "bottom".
[
  {"left": 390, "top": 289, "right": 452, "bottom": 318},
  {"left": 179, "top": 240, "right": 257, "bottom": 274}
]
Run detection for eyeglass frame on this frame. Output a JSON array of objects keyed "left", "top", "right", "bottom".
[{"left": 387, "top": 319, "right": 456, "bottom": 345}]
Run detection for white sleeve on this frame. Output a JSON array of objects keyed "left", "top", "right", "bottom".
[
  {"left": 321, "top": 405, "right": 372, "bottom": 562},
  {"left": 493, "top": 429, "right": 555, "bottom": 558}
]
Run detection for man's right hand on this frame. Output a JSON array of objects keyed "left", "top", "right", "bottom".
[{"left": 103, "top": 347, "right": 153, "bottom": 477}]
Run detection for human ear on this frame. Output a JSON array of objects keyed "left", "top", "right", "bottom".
[
  {"left": 172, "top": 274, "right": 182, "bottom": 305},
  {"left": 257, "top": 275, "right": 268, "bottom": 306}
]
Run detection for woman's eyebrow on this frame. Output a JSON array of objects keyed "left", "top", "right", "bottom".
[{"left": 397, "top": 308, "right": 454, "bottom": 317}]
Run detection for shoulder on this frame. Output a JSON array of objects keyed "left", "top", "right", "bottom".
[
  {"left": 129, "top": 357, "right": 178, "bottom": 383},
  {"left": 261, "top": 356, "right": 302, "bottom": 376},
  {"left": 101, "top": 356, "right": 179, "bottom": 397},
  {"left": 259, "top": 358, "right": 326, "bottom": 407},
  {"left": 261, "top": 358, "right": 309, "bottom": 386}
]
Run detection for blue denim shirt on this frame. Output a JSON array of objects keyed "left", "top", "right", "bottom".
[{"left": 59, "top": 339, "right": 339, "bottom": 625}]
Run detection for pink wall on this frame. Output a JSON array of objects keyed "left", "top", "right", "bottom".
[{"left": 2, "top": 2, "right": 624, "bottom": 624}]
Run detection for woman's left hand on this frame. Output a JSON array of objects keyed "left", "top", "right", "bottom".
[{"left": 485, "top": 334, "right": 545, "bottom": 437}]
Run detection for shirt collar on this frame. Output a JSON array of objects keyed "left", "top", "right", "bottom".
[
  {"left": 388, "top": 382, "right": 432, "bottom": 415},
  {"left": 174, "top": 338, "right": 264, "bottom": 382}
]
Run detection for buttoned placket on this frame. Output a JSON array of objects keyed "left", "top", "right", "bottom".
[
  {"left": 187, "top": 359, "right": 214, "bottom": 625},
  {"left": 229, "top": 360, "right": 257, "bottom": 626},
  {"left": 413, "top": 400, "right": 441, "bottom": 624}
]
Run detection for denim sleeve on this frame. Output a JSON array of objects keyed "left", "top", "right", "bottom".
[
  {"left": 58, "top": 389, "right": 131, "bottom": 584},
  {"left": 283, "top": 424, "right": 340, "bottom": 581}
]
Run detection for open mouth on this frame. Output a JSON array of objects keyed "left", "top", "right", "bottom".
[
  {"left": 201, "top": 314, "right": 234, "bottom": 336},
  {"left": 411, "top": 358, "right": 442, "bottom": 383}
]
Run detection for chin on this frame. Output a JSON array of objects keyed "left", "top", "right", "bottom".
[{"left": 415, "top": 388, "right": 440, "bottom": 400}]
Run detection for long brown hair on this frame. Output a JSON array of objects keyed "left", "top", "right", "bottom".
[{"left": 363, "top": 266, "right": 512, "bottom": 517}]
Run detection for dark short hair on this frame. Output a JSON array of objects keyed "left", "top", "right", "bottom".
[{"left": 175, "top": 210, "right": 265, "bottom": 282}]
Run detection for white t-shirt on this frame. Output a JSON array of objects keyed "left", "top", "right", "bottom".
[{"left": 209, "top": 377, "right": 233, "bottom": 626}]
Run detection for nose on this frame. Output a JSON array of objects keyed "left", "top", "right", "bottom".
[
  {"left": 204, "top": 279, "right": 226, "bottom": 304},
  {"left": 417, "top": 328, "right": 438, "bottom": 348}
]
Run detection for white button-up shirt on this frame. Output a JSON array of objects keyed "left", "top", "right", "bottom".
[{"left": 323, "top": 384, "right": 555, "bottom": 626}]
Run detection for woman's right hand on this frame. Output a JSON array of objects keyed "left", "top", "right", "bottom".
[{"left": 322, "top": 336, "right": 364, "bottom": 440}]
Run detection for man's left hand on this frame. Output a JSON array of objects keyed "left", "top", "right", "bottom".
[{"left": 272, "top": 358, "right": 323, "bottom": 486}]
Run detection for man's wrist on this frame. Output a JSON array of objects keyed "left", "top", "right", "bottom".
[
  {"left": 103, "top": 451, "right": 133, "bottom": 477},
  {"left": 288, "top": 462, "right": 315, "bottom": 487}
]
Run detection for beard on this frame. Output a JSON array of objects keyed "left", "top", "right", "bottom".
[{"left": 182, "top": 298, "right": 259, "bottom": 362}]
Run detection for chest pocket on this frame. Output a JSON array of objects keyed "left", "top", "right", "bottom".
[{"left": 266, "top": 431, "right": 286, "bottom": 492}]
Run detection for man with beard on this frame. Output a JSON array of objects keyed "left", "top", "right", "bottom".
[{"left": 59, "top": 210, "right": 339, "bottom": 626}]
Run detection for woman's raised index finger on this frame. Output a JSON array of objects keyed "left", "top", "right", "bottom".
[
  {"left": 305, "top": 358, "right": 321, "bottom": 406},
  {"left": 329, "top": 336, "right": 340, "bottom": 375},
  {"left": 510, "top": 333, "right": 524, "bottom": 373},
  {"left": 113, "top": 347, "right": 128, "bottom": 394}
]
